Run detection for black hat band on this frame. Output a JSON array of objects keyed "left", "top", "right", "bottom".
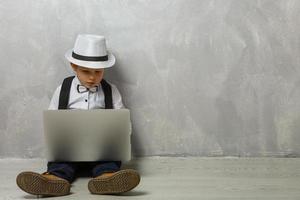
[{"left": 72, "top": 51, "right": 108, "bottom": 62}]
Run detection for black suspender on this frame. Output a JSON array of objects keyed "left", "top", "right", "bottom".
[
  {"left": 100, "top": 79, "right": 113, "bottom": 109},
  {"left": 58, "top": 76, "right": 113, "bottom": 109},
  {"left": 58, "top": 76, "right": 75, "bottom": 109}
]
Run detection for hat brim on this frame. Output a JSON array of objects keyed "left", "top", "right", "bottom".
[{"left": 65, "top": 49, "right": 115, "bottom": 69}]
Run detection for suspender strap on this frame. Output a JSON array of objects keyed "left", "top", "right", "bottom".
[
  {"left": 58, "top": 76, "right": 75, "bottom": 109},
  {"left": 101, "top": 79, "right": 113, "bottom": 109},
  {"left": 58, "top": 76, "right": 113, "bottom": 109}
]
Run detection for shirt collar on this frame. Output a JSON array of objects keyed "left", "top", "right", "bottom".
[{"left": 72, "top": 76, "right": 81, "bottom": 86}]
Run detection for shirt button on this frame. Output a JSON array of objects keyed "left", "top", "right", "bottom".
[{"left": 85, "top": 99, "right": 88, "bottom": 102}]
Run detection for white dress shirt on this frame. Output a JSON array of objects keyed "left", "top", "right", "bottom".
[{"left": 48, "top": 76, "right": 124, "bottom": 110}]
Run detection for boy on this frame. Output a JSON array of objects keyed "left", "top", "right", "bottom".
[{"left": 16, "top": 34, "right": 140, "bottom": 196}]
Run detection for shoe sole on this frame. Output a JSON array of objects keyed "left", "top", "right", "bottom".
[
  {"left": 16, "top": 171, "right": 70, "bottom": 196},
  {"left": 88, "top": 169, "right": 140, "bottom": 194}
]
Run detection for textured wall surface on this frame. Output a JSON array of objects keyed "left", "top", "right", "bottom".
[{"left": 1, "top": 0, "right": 300, "bottom": 158}]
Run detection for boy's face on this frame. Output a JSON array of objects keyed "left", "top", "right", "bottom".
[{"left": 71, "top": 63, "right": 104, "bottom": 88}]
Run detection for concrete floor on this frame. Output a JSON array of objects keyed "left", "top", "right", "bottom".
[{"left": 1, "top": 157, "right": 300, "bottom": 200}]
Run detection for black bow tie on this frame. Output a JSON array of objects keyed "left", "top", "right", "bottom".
[{"left": 77, "top": 85, "right": 98, "bottom": 93}]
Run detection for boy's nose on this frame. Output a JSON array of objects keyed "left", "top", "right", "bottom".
[{"left": 89, "top": 75, "right": 95, "bottom": 80}]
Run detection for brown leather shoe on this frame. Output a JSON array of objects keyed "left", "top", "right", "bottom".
[
  {"left": 16, "top": 171, "right": 71, "bottom": 196},
  {"left": 88, "top": 169, "right": 140, "bottom": 194}
]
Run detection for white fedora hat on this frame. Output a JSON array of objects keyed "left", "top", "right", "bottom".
[{"left": 65, "top": 34, "right": 115, "bottom": 69}]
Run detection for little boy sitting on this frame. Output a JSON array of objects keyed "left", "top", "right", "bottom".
[{"left": 16, "top": 34, "right": 140, "bottom": 196}]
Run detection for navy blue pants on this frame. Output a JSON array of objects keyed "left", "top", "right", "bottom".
[{"left": 47, "top": 161, "right": 121, "bottom": 183}]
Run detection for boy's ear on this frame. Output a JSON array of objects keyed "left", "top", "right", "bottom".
[{"left": 70, "top": 63, "right": 78, "bottom": 71}]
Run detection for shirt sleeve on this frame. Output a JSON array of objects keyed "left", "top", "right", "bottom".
[
  {"left": 111, "top": 84, "right": 125, "bottom": 109},
  {"left": 48, "top": 85, "right": 62, "bottom": 110}
]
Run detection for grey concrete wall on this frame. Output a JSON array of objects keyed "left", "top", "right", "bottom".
[{"left": 1, "top": 0, "right": 300, "bottom": 158}]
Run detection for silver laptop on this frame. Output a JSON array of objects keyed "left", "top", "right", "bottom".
[{"left": 43, "top": 109, "right": 131, "bottom": 162}]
